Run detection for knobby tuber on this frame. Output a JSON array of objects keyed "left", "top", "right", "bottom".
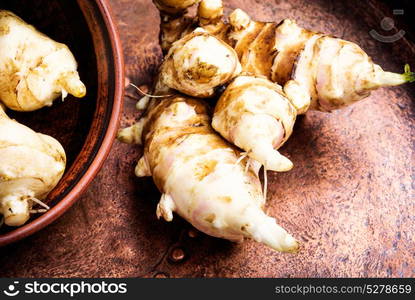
[
  {"left": 154, "top": 0, "right": 414, "bottom": 171},
  {"left": 0, "top": 105, "right": 66, "bottom": 226},
  {"left": 228, "top": 11, "right": 415, "bottom": 113},
  {"left": 118, "top": 95, "right": 299, "bottom": 252},
  {"left": 0, "top": 10, "right": 86, "bottom": 112},
  {"left": 117, "top": 0, "right": 414, "bottom": 252},
  {"left": 156, "top": 0, "right": 414, "bottom": 113},
  {"left": 212, "top": 75, "right": 297, "bottom": 172}
]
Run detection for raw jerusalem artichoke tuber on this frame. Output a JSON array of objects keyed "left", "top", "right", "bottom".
[
  {"left": 212, "top": 75, "right": 297, "bottom": 172},
  {"left": 159, "top": 29, "right": 241, "bottom": 98},
  {"left": 156, "top": 0, "right": 414, "bottom": 113},
  {"left": 228, "top": 12, "right": 415, "bottom": 113},
  {"left": 0, "top": 10, "right": 86, "bottom": 112},
  {"left": 0, "top": 105, "right": 66, "bottom": 226},
  {"left": 118, "top": 95, "right": 298, "bottom": 252}
]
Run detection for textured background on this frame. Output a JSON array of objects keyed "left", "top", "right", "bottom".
[{"left": 0, "top": 0, "right": 414, "bottom": 278}]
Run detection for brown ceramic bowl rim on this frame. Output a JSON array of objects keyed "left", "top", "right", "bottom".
[{"left": 0, "top": 0, "right": 124, "bottom": 247}]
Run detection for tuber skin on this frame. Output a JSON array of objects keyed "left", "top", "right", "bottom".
[
  {"left": 0, "top": 10, "right": 86, "bottom": 112},
  {"left": 212, "top": 75, "right": 297, "bottom": 172},
  {"left": 159, "top": 28, "right": 241, "bottom": 98},
  {"left": 0, "top": 105, "right": 66, "bottom": 226},
  {"left": 118, "top": 95, "right": 299, "bottom": 252}
]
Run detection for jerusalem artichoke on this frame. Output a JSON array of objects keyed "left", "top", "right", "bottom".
[
  {"left": 118, "top": 95, "right": 299, "bottom": 252},
  {"left": 227, "top": 9, "right": 415, "bottom": 113},
  {"left": 0, "top": 106, "right": 66, "bottom": 226},
  {"left": 156, "top": 1, "right": 414, "bottom": 114},
  {"left": 154, "top": 0, "right": 199, "bottom": 53},
  {"left": 122, "top": 0, "right": 415, "bottom": 253},
  {"left": 212, "top": 75, "right": 297, "bottom": 172},
  {"left": 159, "top": 28, "right": 241, "bottom": 98},
  {"left": 0, "top": 10, "right": 86, "bottom": 112},
  {"left": 153, "top": 0, "right": 199, "bottom": 15}
]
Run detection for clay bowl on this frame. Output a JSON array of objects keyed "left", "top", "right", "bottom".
[{"left": 0, "top": 0, "right": 124, "bottom": 246}]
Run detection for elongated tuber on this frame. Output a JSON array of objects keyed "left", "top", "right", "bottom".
[
  {"left": 156, "top": 1, "right": 414, "bottom": 114},
  {"left": 118, "top": 95, "right": 298, "bottom": 252},
  {"left": 0, "top": 10, "right": 86, "bottom": 112},
  {"left": 0, "top": 106, "right": 66, "bottom": 226},
  {"left": 212, "top": 75, "right": 297, "bottom": 172},
  {"left": 227, "top": 9, "right": 415, "bottom": 113}
]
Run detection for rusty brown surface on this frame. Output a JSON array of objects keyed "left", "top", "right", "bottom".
[{"left": 0, "top": 0, "right": 414, "bottom": 277}]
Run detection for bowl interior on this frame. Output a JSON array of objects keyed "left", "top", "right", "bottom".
[{"left": 0, "top": 0, "right": 99, "bottom": 235}]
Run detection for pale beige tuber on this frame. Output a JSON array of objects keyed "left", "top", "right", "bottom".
[
  {"left": 155, "top": 0, "right": 414, "bottom": 113},
  {"left": 0, "top": 10, "right": 86, "bottom": 112},
  {"left": 118, "top": 95, "right": 299, "bottom": 252},
  {"left": 0, "top": 105, "right": 66, "bottom": 226},
  {"left": 118, "top": 0, "right": 415, "bottom": 252},
  {"left": 159, "top": 28, "right": 241, "bottom": 98},
  {"left": 212, "top": 75, "right": 297, "bottom": 172}
]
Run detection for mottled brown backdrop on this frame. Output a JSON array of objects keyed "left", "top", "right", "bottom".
[{"left": 0, "top": 0, "right": 414, "bottom": 278}]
